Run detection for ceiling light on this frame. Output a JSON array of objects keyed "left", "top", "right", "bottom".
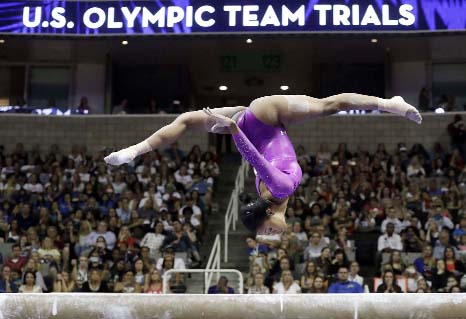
[
  {"left": 0, "top": 39, "right": 5, "bottom": 44},
  {"left": 280, "top": 85, "right": 289, "bottom": 91},
  {"left": 121, "top": 40, "right": 128, "bottom": 45},
  {"left": 219, "top": 85, "right": 228, "bottom": 91},
  {"left": 371, "top": 38, "right": 378, "bottom": 43},
  {"left": 246, "top": 38, "right": 253, "bottom": 44}
]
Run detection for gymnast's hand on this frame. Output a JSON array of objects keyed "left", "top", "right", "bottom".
[{"left": 203, "top": 107, "right": 238, "bottom": 133}]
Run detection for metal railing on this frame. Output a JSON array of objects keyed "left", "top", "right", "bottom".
[
  {"left": 204, "top": 234, "right": 221, "bottom": 292},
  {"left": 224, "top": 159, "right": 249, "bottom": 262},
  {"left": 162, "top": 235, "right": 244, "bottom": 294}
]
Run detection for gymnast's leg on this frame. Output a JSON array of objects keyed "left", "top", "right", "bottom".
[
  {"left": 247, "top": 94, "right": 422, "bottom": 128},
  {"left": 104, "top": 106, "right": 246, "bottom": 166}
]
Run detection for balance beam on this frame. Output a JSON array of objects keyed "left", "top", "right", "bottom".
[{"left": 0, "top": 293, "right": 465, "bottom": 319}]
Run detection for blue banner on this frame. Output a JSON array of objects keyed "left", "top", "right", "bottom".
[{"left": 0, "top": 0, "right": 465, "bottom": 35}]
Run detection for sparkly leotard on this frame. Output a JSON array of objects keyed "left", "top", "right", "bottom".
[{"left": 233, "top": 109, "right": 302, "bottom": 200}]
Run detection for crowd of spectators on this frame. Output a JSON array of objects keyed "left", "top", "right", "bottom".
[
  {"left": 0, "top": 141, "right": 220, "bottom": 293},
  {"left": 244, "top": 136, "right": 466, "bottom": 294}
]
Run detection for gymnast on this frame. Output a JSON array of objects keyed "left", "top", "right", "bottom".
[{"left": 104, "top": 94, "right": 422, "bottom": 235}]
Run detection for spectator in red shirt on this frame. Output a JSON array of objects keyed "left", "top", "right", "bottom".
[{"left": 4, "top": 244, "right": 27, "bottom": 271}]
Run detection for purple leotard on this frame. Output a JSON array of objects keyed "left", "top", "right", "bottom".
[{"left": 233, "top": 109, "right": 302, "bottom": 200}]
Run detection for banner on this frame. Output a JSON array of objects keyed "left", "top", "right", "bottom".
[{"left": 0, "top": 0, "right": 465, "bottom": 35}]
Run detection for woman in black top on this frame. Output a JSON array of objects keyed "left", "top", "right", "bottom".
[
  {"left": 80, "top": 269, "right": 109, "bottom": 292},
  {"left": 376, "top": 270, "right": 403, "bottom": 293}
]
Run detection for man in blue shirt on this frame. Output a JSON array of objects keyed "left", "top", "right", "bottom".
[
  {"left": 208, "top": 276, "right": 235, "bottom": 294},
  {"left": 0, "top": 266, "right": 18, "bottom": 293},
  {"left": 328, "top": 266, "right": 364, "bottom": 293}
]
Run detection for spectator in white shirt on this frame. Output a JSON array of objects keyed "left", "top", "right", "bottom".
[
  {"left": 174, "top": 165, "right": 193, "bottom": 190},
  {"left": 155, "top": 249, "right": 186, "bottom": 272},
  {"left": 378, "top": 223, "right": 403, "bottom": 253},
  {"left": 23, "top": 174, "right": 44, "bottom": 193},
  {"left": 425, "top": 207, "right": 454, "bottom": 231},
  {"left": 304, "top": 233, "right": 327, "bottom": 261},
  {"left": 348, "top": 261, "right": 364, "bottom": 287},
  {"left": 140, "top": 221, "right": 166, "bottom": 259},
  {"left": 111, "top": 173, "right": 127, "bottom": 195},
  {"left": 406, "top": 155, "right": 426, "bottom": 178},
  {"left": 381, "top": 207, "right": 403, "bottom": 234},
  {"left": 273, "top": 270, "right": 301, "bottom": 294}
]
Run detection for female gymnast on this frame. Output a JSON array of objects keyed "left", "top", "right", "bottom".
[{"left": 105, "top": 94, "right": 422, "bottom": 235}]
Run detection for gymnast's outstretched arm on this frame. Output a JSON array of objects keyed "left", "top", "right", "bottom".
[
  {"left": 248, "top": 94, "right": 422, "bottom": 127},
  {"left": 104, "top": 106, "right": 246, "bottom": 166}
]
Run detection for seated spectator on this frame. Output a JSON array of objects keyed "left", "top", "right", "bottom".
[
  {"left": 376, "top": 270, "right": 402, "bottom": 293},
  {"left": 354, "top": 209, "right": 376, "bottom": 232},
  {"left": 37, "top": 237, "right": 61, "bottom": 265},
  {"left": 144, "top": 269, "right": 164, "bottom": 294},
  {"left": 162, "top": 220, "right": 190, "bottom": 253},
  {"left": 117, "top": 226, "right": 137, "bottom": 248},
  {"left": 433, "top": 230, "right": 456, "bottom": 260},
  {"left": 381, "top": 207, "right": 403, "bottom": 234},
  {"left": 401, "top": 226, "right": 424, "bottom": 252},
  {"left": 273, "top": 270, "right": 301, "bottom": 294},
  {"left": 22, "top": 258, "right": 47, "bottom": 292},
  {"left": 270, "top": 256, "right": 296, "bottom": 283},
  {"left": 208, "top": 276, "right": 234, "bottom": 294},
  {"left": 140, "top": 221, "right": 166, "bottom": 260},
  {"left": 248, "top": 273, "right": 270, "bottom": 294},
  {"left": 114, "top": 270, "right": 142, "bottom": 293},
  {"left": 108, "top": 258, "right": 126, "bottom": 290},
  {"left": 417, "top": 277, "right": 432, "bottom": 293},
  {"left": 444, "top": 246, "right": 465, "bottom": 276},
  {"left": 425, "top": 207, "right": 454, "bottom": 233},
  {"left": 72, "top": 256, "right": 89, "bottom": 290},
  {"left": 304, "top": 233, "right": 327, "bottom": 261},
  {"left": 315, "top": 247, "right": 332, "bottom": 276},
  {"left": 89, "top": 222, "right": 116, "bottom": 250},
  {"left": 245, "top": 263, "right": 265, "bottom": 289},
  {"left": 290, "top": 221, "right": 308, "bottom": 244},
  {"left": 414, "top": 244, "right": 435, "bottom": 281},
  {"left": 19, "top": 271, "right": 43, "bottom": 293},
  {"left": 404, "top": 265, "right": 424, "bottom": 292},
  {"left": 348, "top": 261, "right": 364, "bottom": 286},
  {"left": 384, "top": 250, "right": 406, "bottom": 276},
  {"left": 133, "top": 259, "right": 147, "bottom": 286},
  {"left": 307, "top": 275, "right": 327, "bottom": 293},
  {"left": 330, "top": 227, "right": 351, "bottom": 251},
  {"left": 0, "top": 266, "right": 18, "bottom": 293},
  {"left": 406, "top": 156, "right": 426, "bottom": 178},
  {"left": 246, "top": 236, "right": 268, "bottom": 260},
  {"left": 300, "top": 261, "right": 320, "bottom": 292},
  {"left": 377, "top": 223, "right": 403, "bottom": 254},
  {"left": 328, "top": 266, "right": 363, "bottom": 293},
  {"left": 432, "top": 259, "right": 453, "bottom": 292},
  {"left": 116, "top": 198, "right": 131, "bottom": 225},
  {"left": 4, "top": 244, "right": 27, "bottom": 271},
  {"left": 328, "top": 248, "right": 351, "bottom": 277},
  {"left": 53, "top": 271, "right": 75, "bottom": 292},
  {"left": 156, "top": 248, "right": 186, "bottom": 272},
  {"left": 81, "top": 269, "right": 109, "bottom": 293}
]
